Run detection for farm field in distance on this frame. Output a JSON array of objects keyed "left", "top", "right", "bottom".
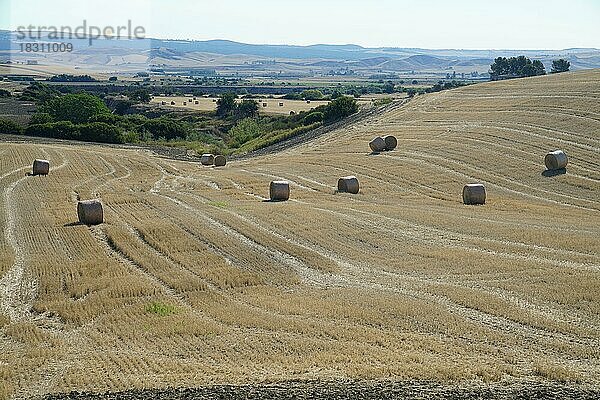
[
  {"left": 151, "top": 96, "right": 332, "bottom": 115},
  {"left": 149, "top": 95, "right": 398, "bottom": 115},
  {"left": 0, "top": 70, "right": 599, "bottom": 398}
]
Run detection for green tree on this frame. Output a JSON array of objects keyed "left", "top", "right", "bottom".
[
  {"left": 383, "top": 81, "right": 395, "bottom": 94},
  {"left": 0, "top": 118, "right": 24, "bottom": 134},
  {"left": 42, "top": 93, "right": 110, "bottom": 124},
  {"left": 19, "top": 82, "right": 60, "bottom": 104},
  {"left": 235, "top": 99, "right": 259, "bottom": 119},
  {"left": 142, "top": 118, "right": 188, "bottom": 140},
  {"left": 303, "top": 112, "right": 324, "bottom": 125},
  {"left": 216, "top": 92, "right": 237, "bottom": 118},
  {"left": 127, "top": 89, "right": 152, "bottom": 103},
  {"left": 78, "top": 122, "right": 124, "bottom": 143},
  {"left": 30, "top": 113, "right": 54, "bottom": 125},
  {"left": 25, "top": 121, "right": 79, "bottom": 140},
  {"left": 300, "top": 89, "right": 324, "bottom": 100},
  {"left": 490, "top": 56, "right": 546, "bottom": 79},
  {"left": 319, "top": 96, "right": 359, "bottom": 123},
  {"left": 531, "top": 60, "right": 546, "bottom": 76},
  {"left": 551, "top": 59, "right": 570, "bottom": 74}
]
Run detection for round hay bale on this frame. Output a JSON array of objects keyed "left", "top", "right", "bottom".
[
  {"left": 195, "top": 101, "right": 199, "bottom": 105},
  {"left": 201, "top": 154, "right": 215, "bottom": 166},
  {"left": 279, "top": 102, "right": 284, "bottom": 107},
  {"left": 270, "top": 181, "right": 290, "bottom": 201},
  {"left": 262, "top": 103, "right": 268, "bottom": 107},
  {"left": 77, "top": 200, "right": 104, "bottom": 225},
  {"left": 369, "top": 137, "right": 386, "bottom": 153},
  {"left": 338, "top": 176, "right": 360, "bottom": 194},
  {"left": 384, "top": 135, "right": 398, "bottom": 151},
  {"left": 170, "top": 101, "right": 176, "bottom": 105},
  {"left": 32, "top": 159, "right": 50, "bottom": 176},
  {"left": 214, "top": 155, "right": 227, "bottom": 167},
  {"left": 545, "top": 150, "right": 568, "bottom": 170},
  {"left": 463, "top": 184, "right": 486, "bottom": 205}
]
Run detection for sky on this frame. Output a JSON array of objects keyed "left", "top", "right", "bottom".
[{"left": 1, "top": 0, "right": 599, "bottom": 49}]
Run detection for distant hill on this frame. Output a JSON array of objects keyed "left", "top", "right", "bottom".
[{"left": 2, "top": 30, "right": 599, "bottom": 75}]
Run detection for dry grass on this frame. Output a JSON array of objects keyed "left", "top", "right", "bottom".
[{"left": 0, "top": 70, "right": 599, "bottom": 397}]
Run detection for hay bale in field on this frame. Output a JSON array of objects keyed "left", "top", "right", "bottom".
[
  {"left": 262, "top": 103, "right": 268, "bottom": 107},
  {"left": 463, "top": 184, "right": 486, "bottom": 205},
  {"left": 77, "top": 200, "right": 104, "bottom": 225},
  {"left": 195, "top": 101, "right": 199, "bottom": 105},
  {"left": 384, "top": 135, "right": 398, "bottom": 151},
  {"left": 369, "top": 136, "right": 386, "bottom": 153},
  {"left": 201, "top": 154, "right": 215, "bottom": 166},
  {"left": 270, "top": 181, "right": 290, "bottom": 201},
  {"left": 171, "top": 101, "right": 176, "bottom": 105},
  {"left": 214, "top": 155, "right": 227, "bottom": 167},
  {"left": 32, "top": 159, "right": 50, "bottom": 176},
  {"left": 306, "top": 100, "right": 311, "bottom": 104},
  {"left": 290, "top": 111, "right": 296, "bottom": 115},
  {"left": 279, "top": 102, "right": 284, "bottom": 107},
  {"left": 161, "top": 101, "right": 166, "bottom": 105},
  {"left": 338, "top": 176, "right": 360, "bottom": 194},
  {"left": 545, "top": 150, "right": 568, "bottom": 170}
]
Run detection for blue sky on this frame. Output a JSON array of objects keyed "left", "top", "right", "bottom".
[{"left": 1, "top": 0, "right": 599, "bottom": 49}]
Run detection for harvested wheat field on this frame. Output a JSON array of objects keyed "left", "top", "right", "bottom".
[{"left": 1, "top": 70, "right": 599, "bottom": 399}]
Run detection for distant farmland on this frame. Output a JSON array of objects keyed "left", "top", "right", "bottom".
[
  {"left": 151, "top": 95, "right": 330, "bottom": 115},
  {"left": 0, "top": 70, "right": 599, "bottom": 398}
]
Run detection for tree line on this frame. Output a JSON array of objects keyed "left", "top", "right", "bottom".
[{"left": 489, "top": 57, "right": 570, "bottom": 80}]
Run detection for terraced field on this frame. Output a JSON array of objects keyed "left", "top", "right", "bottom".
[{"left": 0, "top": 70, "right": 599, "bottom": 399}]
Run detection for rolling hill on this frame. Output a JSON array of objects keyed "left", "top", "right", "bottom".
[
  {"left": 0, "top": 70, "right": 599, "bottom": 398},
  {"left": 2, "top": 30, "right": 600, "bottom": 76}
]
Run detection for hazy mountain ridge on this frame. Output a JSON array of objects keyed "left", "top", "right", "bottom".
[{"left": 2, "top": 30, "right": 600, "bottom": 74}]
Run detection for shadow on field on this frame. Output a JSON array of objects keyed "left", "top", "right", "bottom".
[{"left": 542, "top": 168, "right": 567, "bottom": 177}]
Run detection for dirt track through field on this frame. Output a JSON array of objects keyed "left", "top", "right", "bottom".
[{"left": 1, "top": 70, "right": 599, "bottom": 398}]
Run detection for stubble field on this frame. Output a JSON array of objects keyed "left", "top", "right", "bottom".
[{"left": 0, "top": 70, "right": 599, "bottom": 399}]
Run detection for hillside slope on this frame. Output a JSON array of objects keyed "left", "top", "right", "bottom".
[{"left": 0, "top": 70, "right": 599, "bottom": 398}]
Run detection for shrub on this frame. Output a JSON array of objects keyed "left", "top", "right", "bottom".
[
  {"left": 78, "top": 122, "right": 124, "bottom": 143},
  {"left": 42, "top": 93, "right": 111, "bottom": 124},
  {"left": 25, "top": 121, "right": 79, "bottom": 140},
  {"left": 301, "top": 89, "right": 324, "bottom": 100},
  {"left": 89, "top": 113, "right": 123, "bottom": 125},
  {"left": 318, "top": 96, "right": 359, "bottom": 123},
  {"left": 229, "top": 118, "right": 261, "bottom": 147},
  {"left": 142, "top": 118, "right": 188, "bottom": 140},
  {"left": 0, "top": 89, "right": 11, "bottom": 98},
  {"left": 19, "top": 82, "right": 60, "bottom": 104},
  {"left": 30, "top": 113, "right": 54, "bottom": 125},
  {"left": 235, "top": 122, "right": 321, "bottom": 154},
  {"left": 0, "top": 118, "right": 24, "bottom": 134},
  {"left": 122, "top": 131, "right": 140, "bottom": 143},
  {"left": 303, "top": 112, "right": 324, "bottom": 125}
]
